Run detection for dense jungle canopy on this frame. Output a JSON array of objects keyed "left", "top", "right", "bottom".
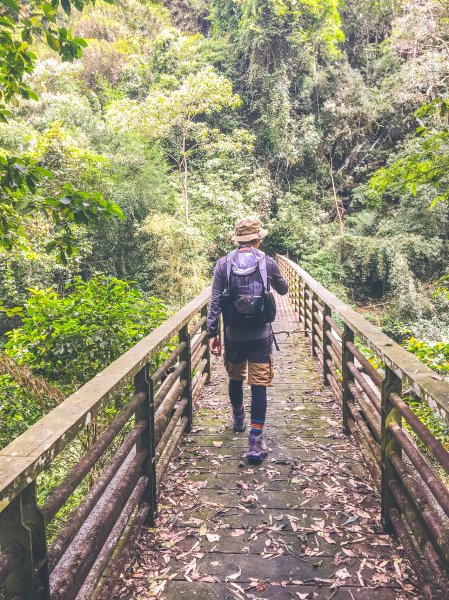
[{"left": 1, "top": 0, "right": 449, "bottom": 445}]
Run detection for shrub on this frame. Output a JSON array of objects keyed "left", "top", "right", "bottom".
[
  {"left": 6, "top": 275, "right": 167, "bottom": 392},
  {"left": 0, "top": 355, "right": 64, "bottom": 449},
  {"left": 404, "top": 337, "right": 449, "bottom": 375}
]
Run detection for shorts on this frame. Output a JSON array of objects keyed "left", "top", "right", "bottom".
[{"left": 224, "top": 335, "right": 274, "bottom": 387}]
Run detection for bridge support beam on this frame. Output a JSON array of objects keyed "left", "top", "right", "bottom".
[
  {"left": 381, "top": 365, "right": 402, "bottom": 533},
  {"left": 201, "top": 305, "right": 211, "bottom": 382},
  {"left": 322, "top": 304, "right": 331, "bottom": 386},
  {"left": 310, "top": 292, "right": 319, "bottom": 357},
  {"left": 179, "top": 324, "right": 193, "bottom": 432},
  {"left": 135, "top": 365, "right": 157, "bottom": 526},
  {"left": 341, "top": 324, "right": 354, "bottom": 435},
  {"left": 0, "top": 482, "right": 50, "bottom": 600}
]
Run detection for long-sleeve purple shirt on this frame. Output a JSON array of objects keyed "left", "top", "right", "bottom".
[{"left": 207, "top": 249, "right": 288, "bottom": 342}]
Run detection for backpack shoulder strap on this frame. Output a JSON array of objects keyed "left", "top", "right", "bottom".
[
  {"left": 257, "top": 251, "right": 269, "bottom": 290},
  {"left": 226, "top": 250, "right": 238, "bottom": 288}
]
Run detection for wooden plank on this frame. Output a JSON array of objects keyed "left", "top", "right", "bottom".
[
  {"left": 195, "top": 486, "right": 374, "bottom": 511},
  {"left": 180, "top": 446, "right": 362, "bottom": 468},
  {"left": 163, "top": 525, "right": 395, "bottom": 558},
  {"left": 162, "top": 581, "right": 399, "bottom": 599},
  {"left": 168, "top": 552, "right": 402, "bottom": 588}
]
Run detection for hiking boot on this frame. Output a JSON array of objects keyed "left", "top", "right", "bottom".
[
  {"left": 247, "top": 431, "right": 268, "bottom": 463},
  {"left": 233, "top": 407, "right": 246, "bottom": 432}
]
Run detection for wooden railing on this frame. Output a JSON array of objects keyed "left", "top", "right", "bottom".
[
  {"left": 0, "top": 288, "right": 211, "bottom": 600},
  {"left": 3, "top": 257, "right": 449, "bottom": 599},
  {"left": 277, "top": 255, "right": 449, "bottom": 600}
]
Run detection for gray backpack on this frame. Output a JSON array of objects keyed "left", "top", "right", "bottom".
[{"left": 221, "top": 249, "right": 276, "bottom": 328}]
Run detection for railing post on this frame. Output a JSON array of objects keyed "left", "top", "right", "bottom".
[
  {"left": 201, "top": 305, "right": 211, "bottom": 382},
  {"left": 0, "top": 483, "right": 50, "bottom": 599},
  {"left": 289, "top": 267, "right": 293, "bottom": 304},
  {"left": 297, "top": 276, "right": 304, "bottom": 327},
  {"left": 303, "top": 284, "right": 309, "bottom": 342},
  {"left": 322, "top": 304, "right": 331, "bottom": 385},
  {"left": 135, "top": 365, "right": 157, "bottom": 526},
  {"left": 381, "top": 365, "right": 402, "bottom": 533},
  {"left": 179, "top": 324, "right": 193, "bottom": 432},
  {"left": 341, "top": 324, "right": 354, "bottom": 435},
  {"left": 310, "top": 292, "right": 318, "bottom": 357},
  {"left": 293, "top": 273, "right": 299, "bottom": 316}
]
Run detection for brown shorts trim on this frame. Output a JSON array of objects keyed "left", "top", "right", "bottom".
[{"left": 248, "top": 356, "right": 274, "bottom": 386}]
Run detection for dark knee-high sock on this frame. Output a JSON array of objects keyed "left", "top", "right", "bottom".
[
  {"left": 250, "top": 385, "right": 267, "bottom": 435},
  {"left": 229, "top": 379, "right": 244, "bottom": 414}
]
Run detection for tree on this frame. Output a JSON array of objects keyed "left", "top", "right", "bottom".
[
  {"left": 137, "top": 213, "right": 209, "bottom": 305},
  {"left": 371, "top": 100, "right": 449, "bottom": 208},
  {"left": 0, "top": 0, "right": 95, "bottom": 110},
  {"left": 108, "top": 66, "right": 241, "bottom": 223},
  {"left": 209, "top": 0, "right": 344, "bottom": 170},
  {"left": 0, "top": 0, "right": 123, "bottom": 258}
]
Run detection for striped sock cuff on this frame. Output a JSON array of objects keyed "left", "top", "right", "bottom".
[{"left": 250, "top": 421, "right": 264, "bottom": 431}]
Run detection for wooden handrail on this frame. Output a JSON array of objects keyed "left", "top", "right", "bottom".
[
  {"left": 277, "top": 254, "right": 449, "bottom": 597},
  {"left": 0, "top": 287, "right": 210, "bottom": 511},
  {"left": 277, "top": 255, "right": 449, "bottom": 423},
  {"left": 0, "top": 287, "right": 211, "bottom": 598}
]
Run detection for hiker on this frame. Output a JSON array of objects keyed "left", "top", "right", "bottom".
[{"left": 207, "top": 217, "right": 288, "bottom": 462}]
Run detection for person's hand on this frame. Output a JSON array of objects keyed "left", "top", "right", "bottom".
[{"left": 209, "top": 336, "right": 222, "bottom": 356}]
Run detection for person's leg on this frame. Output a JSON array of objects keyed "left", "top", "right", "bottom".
[
  {"left": 229, "top": 379, "right": 244, "bottom": 414},
  {"left": 246, "top": 335, "right": 274, "bottom": 461},
  {"left": 249, "top": 384, "right": 267, "bottom": 436},
  {"left": 224, "top": 339, "right": 248, "bottom": 432}
]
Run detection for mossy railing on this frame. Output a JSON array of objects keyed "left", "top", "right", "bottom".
[
  {"left": 0, "top": 288, "right": 211, "bottom": 599},
  {"left": 277, "top": 255, "right": 449, "bottom": 600},
  {"left": 3, "top": 257, "right": 449, "bottom": 599}
]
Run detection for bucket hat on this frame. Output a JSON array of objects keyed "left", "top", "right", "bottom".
[{"left": 232, "top": 217, "right": 267, "bottom": 242}]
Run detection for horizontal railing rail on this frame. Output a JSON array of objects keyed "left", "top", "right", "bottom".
[
  {"left": 277, "top": 255, "right": 449, "bottom": 600},
  {"left": 0, "top": 288, "right": 211, "bottom": 599}
]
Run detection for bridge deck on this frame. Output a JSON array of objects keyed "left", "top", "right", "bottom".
[{"left": 115, "top": 295, "right": 419, "bottom": 599}]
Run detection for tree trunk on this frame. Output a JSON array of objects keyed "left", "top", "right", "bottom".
[{"left": 180, "top": 132, "right": 189, "bottom": 224}]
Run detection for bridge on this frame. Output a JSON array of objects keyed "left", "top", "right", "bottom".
[{"left": 1, "top": 256, "right": 449, "bottom": 599}]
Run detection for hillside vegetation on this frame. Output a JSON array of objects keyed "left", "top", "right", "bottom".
[{"left": 1, "top": 0, "right": 449, "bottom": 441}]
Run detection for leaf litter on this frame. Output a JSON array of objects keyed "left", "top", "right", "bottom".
[{"left": 113, "top": 329, "right": 421, "bottom": 600}]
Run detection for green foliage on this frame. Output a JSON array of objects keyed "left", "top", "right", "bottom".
[
  {"left": 404, "top": 396, "right": 449, "bottom": 476},
  {"left": 381, "top": 320, "right": 414, "bottom": 344},
  {"left": 371, "top": 100, "right": 449, "bottom": 207},
  {"left": 0, "top": 0, "right": 126, "bottom": 257},
  {"left": 137, "top": 213, "right": 209, "bottom": 306},
  {"left": 108, "top": 66, "right": 243, "bottom": 222},
  {"left": 0, "top": 150, "right": 124, "bottom": 261},
  {"left": 0, "top": 373, "right": 56, "bottom": 448},
  {"left": 6, "top": 275, "right": 167, "bottom": 391},
  {"left": 85, "top": 139, "right": 175, "bottom": 285},
  {"left": 0, "top": 0, "right": 94, "bottom": 109},
  {"left": 108, "top": 66, "right": 241, "bottom": 137},
  {"left": 404, "top": 337, "right": 449, "bottom": 375},
  {"left": 0, "top": 354, "right": 64, "bottom": 448},
  {"left": 190, "top": 155, "right": 270, "bottom": 259}
]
